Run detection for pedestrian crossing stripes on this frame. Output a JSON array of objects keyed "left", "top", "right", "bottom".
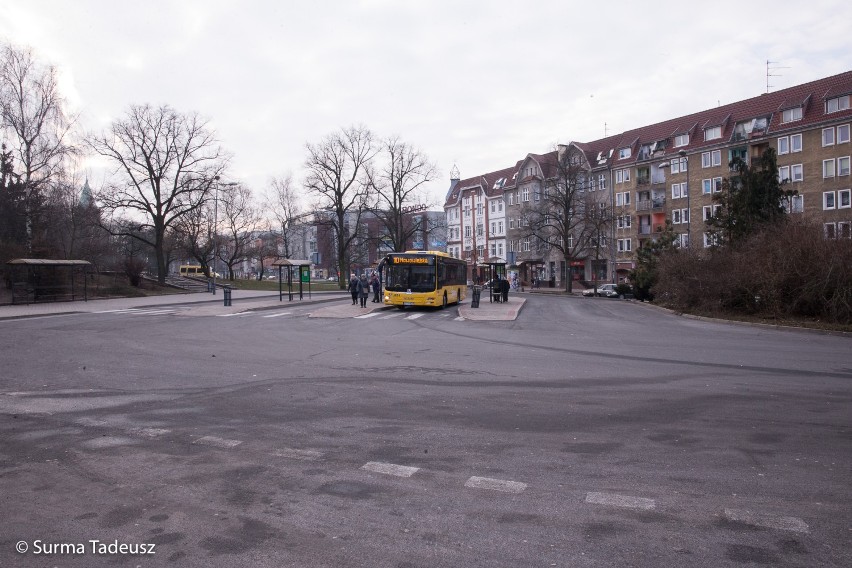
[{"left": 95, "top": 308, "right": 178, "bottom": 316}]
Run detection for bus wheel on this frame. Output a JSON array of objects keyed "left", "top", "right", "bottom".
[{"left": 442, "top": 293, "right": 448, "bottom": 309}]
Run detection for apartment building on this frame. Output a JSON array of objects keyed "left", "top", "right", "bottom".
[{"left": 444, "top": 70, "right": 852, "bottom": 286}]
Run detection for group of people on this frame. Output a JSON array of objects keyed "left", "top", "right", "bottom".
[{"left": 348, "top": 272, "right": 381, "bottom": 308}]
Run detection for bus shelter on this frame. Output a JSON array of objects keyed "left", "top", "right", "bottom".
[
  {"left": 6, "top": 258, "right": 92, "bottom": 305},
  {"left": 271, "top": 259, "right": 312, "bottom": 301},
  {"left": 482, "top": 256, "right": 507, "bottom": 303}
]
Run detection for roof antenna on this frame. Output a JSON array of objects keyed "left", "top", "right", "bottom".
[
  {"left": 604, "top": 122, "right": 608, "bottom": 137},
  {"left": 766, "top": 59, "right": 790, "bottom": 93}
]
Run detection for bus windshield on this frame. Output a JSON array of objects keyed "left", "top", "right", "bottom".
[{"left": 385, "top": 264, "right": 436, "bottom": 293}]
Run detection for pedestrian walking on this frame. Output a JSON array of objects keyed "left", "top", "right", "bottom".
[
  {"left": 371, "top": 273, "right": 381, "bottom": 303},
  {"left": 357, "top": 273, "right": 370, "bottom": 307},
  {"left": 348, "top": 273, "right": 359, "bottom": 305}
]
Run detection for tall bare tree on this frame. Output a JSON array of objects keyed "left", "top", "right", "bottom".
[
  {"left": 88, "top": 104, "right": 227, "bottom": 284},
  {"left": 217, "top": 182, "right": 258, "bottom": 280},
  {"left": 265, "top": 173, "right": 303, "bottom": 260},
  {"left": 522, "top": 145, "right": 595, "bottom": 293},
  {"left": 0, "top": 43, "right": 77, "bottom": 254},
  {"left": 368, "top": 136, "right": 437, "bottom": 252},
  {"left": 303, "top": 125, "right": 375, "bottom": 287}
]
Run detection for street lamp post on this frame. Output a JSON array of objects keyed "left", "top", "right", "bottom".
[{"left": 211, "top": 176, "right": 239, "bottom": 294}]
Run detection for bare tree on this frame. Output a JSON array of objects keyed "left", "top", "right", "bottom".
[
  {"left": 172, "top": 200, "right": 215, "bottom": 276},
  {"left": 522, "top": 145, "right": 594, "bottom": 293},
  {"left": 303, "top": 125, "right": 376, "bottom": 287},
  {"left": 0, "top": 43, "right": 78, "bottom": 254},
  {"left": 265, "top": 173, "right": 303, "bottom": 260},
  {"left": 368, "top": 136, "right": 437, "bottom": 252},
  {"left": 88, "top": 104, "right": 227, "bottom": 284},
  {"left": 217, "top": 183, "right": 258, "bottom": 280}
]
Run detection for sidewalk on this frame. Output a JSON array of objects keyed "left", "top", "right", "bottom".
[{"left": 0, "top": 289, "right": 525, "bottom": 321}]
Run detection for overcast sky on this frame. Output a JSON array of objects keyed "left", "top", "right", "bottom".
[{"left": 2, "top": 0, "right": 851, "bottom": 207}]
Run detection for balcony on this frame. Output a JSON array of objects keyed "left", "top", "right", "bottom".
[
  {"left": 638, "top": 226, "right": 651, "bottom": 236},
  {"left": 636, "top": 198, "right": 666, "bottom": 212}
]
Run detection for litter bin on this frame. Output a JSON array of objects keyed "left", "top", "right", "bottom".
[
  {"left": 471, "top": 285, "right": 481, "bottom": 308},
  {"left": 223, "top": 286, "right": 232, "bottom": 307}
]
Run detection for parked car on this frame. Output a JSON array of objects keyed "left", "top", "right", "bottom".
[{"left": 582, "top": 283, "right": 619, "bottom": 298}]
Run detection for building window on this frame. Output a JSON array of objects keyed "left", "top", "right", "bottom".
[
  {"left": 498, "top": 200, "right": 503, "bottom": 212},
  {"left": 703, "top": 233, "right": 720, "bottom": 247},
  {"left": 824, "top": 223, "right": 837, "bottom": 239},
  {"left": 617, "top": 215, "right": 632, "bottom": 229},
  {"left": 490, "top": 201, "right": 496, "bottom": 213},
  {"left": 674, "top": 133, "right": 689, "bottom": 147},
  {"left": 839, "top": 189, "right": 851, "bottom": 208},
  {"left": 701, "top": 150, "right": 722, "bottom": 168},
  {"left": 838, "top": 124, "right": 851, "bottom": 144},
  {"left": 672, "top": 209, "right": 681, "bottom": 224},
  {"left": 682, "top": 208, "right": 690, "bottom": 223},
  {"left": 671, "top": 182, "right": 687, "bottom": 199},
  {"left": 705, "top": 126, "right": 721, "bottom": 141},
  {"left": 792, "top": 164, "right": 803, "bottom": 182},
  {"left": 840, "top": 221, "right": 852, "bottom": 239},
  {"left": 598, "top": 174, "right": 607, "bottom": 190},
  {"left": 825, "top": 95, "right": 850, "bottom": 113},
  {"left": 702, "top": 179, "right": 712, "bottom": 194},
  {"left": 823, "top": 191, "right": 836, "bottom": 209},
  {"left": 703, "top": 204, "right": 722, "bottom": 221},
  {"left": 615, "top": 168, "right": 631, "bottom": 183},
  {"left": 671, "top": 157, "right": 687, "bottom": 174},
  {"left": 784, "top": 194, "right": 804, "bottom": 214},
  {"left": 778, "top": 136, "right": 789, "bottom": 155},
  {"left": 618, "top": 147, "right": 631, "bottom": 159},
  {"left": 617, "top": 238, "right": 632, "bottom": 252},
  {"left": 464, "top": 226, "right": 471, "bottom": 237},
  {"left": 477, "top": 202, "right": 483, "bottom": 215},
  {"left": 823, "top": 159, "right": 836, "bottom": 178},
  {"left": 498, "top": 221, "right": 504, "bottom": 233},
  {"left": 823, "top": 127, "right": 835, "bottom": 147},
  {"left": 522, "top": 238, "right": 530, "bottom": 252},
  {"left": 490, "top": 222, "right": 495, "bottom": 234},
  {"left": 778, "top": 166, "right": 790, "bottom": 183},
  {"left": 508, "top": 192, "right": 514, "bottom": 206},
  {"left": 522, "top": 187, "right": 530, "bottom": 202},
  {"left": 839, "top": 156, "right": 850, "bottom": 176},
  {"left": 782, "top": 107, "right": 803, "bottom": 123},
  {"left": 791, "top": 133, "right": 803, "bottom": 152},
  {"left": 534, "top": 187, "right": 541, "bottom": 201},
  {"left": 615, "top": 192, "right": 631, "bottom": 206},
  {"left": 498, "top": 243, "right": 504, "bottom": 255}
]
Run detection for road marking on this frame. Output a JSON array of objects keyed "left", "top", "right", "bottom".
[
  {"left": 405, "top": 313, "right": 424, "bottom": 320},
  {"left": 585, "top": 492, "right": 656, "bottom": 510},
  {"left": 215, "top": 313, "right": 241, "bottom": 317},
  {"left": 193, "top": 435, "right": 242, "bottom": 448},
  {"left": 380, "top": 314, "right": 402, "bottom": 319},
  {"left": 362, "top": 462, "right": 420, "bottom": 477},
  {"left": 454, "top": 316, "right": 465, "bottom": 321},
  {"left": 464, "top": 476, "right": 527, "bottom": 493},
  {"left": 135, "top": 309, "right": 177, "bottom": 315},
  {"left": 262, "top": 311, "right": 292, "bottom": 318},
  {"left": 127, "top": 427, "right": 171, "bottom": 438},
  {"left": 354, "top": 313, "right": 381, "bottom": 319},
  {"left": 94, "top": 309, "right": 138, "bottom": 313},
  {"left": 723, "top": 508, "right": 809, "bottom": 533},
  {"left": 272, "top": 448, "right": 324, "bottom": 461}
]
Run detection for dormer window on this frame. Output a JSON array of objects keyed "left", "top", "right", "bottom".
[
  {"left": 618, "top": 147, "right": 631, "bottom": 159},
  {"left": 673, "top": 134, "right": 689, "bottom": 147},
  {"left": 704, "top": 126, "right": 722, "bottom": 141},
  {"left": 825, "top": 95, "right": 850, "bottom": 114},
  {"left": 782, "top": 107, "right": 803, "bottom": 123}
]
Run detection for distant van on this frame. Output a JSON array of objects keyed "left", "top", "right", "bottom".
[{"left": 179, "top": 265, "right": 218, "bottom": 278}]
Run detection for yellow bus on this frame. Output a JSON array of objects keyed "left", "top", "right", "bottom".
[{"left": 382, "top": 251, "right": 467, "bottom": 309}]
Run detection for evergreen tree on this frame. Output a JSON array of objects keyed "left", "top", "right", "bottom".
[{"left": 706, "top": 147, "right": 796, "bottom": 246}]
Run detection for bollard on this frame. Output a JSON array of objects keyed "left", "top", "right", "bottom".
[
  {"left": 471, "top": 285, "right": 481, "bottom": 308},
  {"left": 223, "top": 286, "right": 232, "bottom": 307}
]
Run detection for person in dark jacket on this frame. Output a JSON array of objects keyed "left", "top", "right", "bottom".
[
  {"left": 371, "top": 273, "right": 381, "bottom": 303},
  {"left": 357, "top": 273, "right": 370, "bottom": 307},
  {"left": 348, "top": 273, "right": 359, "bottom": 305}
]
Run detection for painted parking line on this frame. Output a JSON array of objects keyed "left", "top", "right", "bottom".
[
  {"left": 464, "top": 476, "right": 527, "bottom": 493},
  {"left": 361, "top": 462, "right": 420, "bottom": 478},
  {"left": 193, "top": 435, "right": 242, "bottom": 449},
  {"left": 723, "top": 508, "right": 809, "bottom": 533},
  {"left": 262, "top": 311, "right": 292, "bottom": 318},
  {"left": 127, "top": 427, "right": 171, "bottom": 438},
  {"left": 585, "top": 491, "right": 656, "bottom": 510},
  {"left": 272, "top": 448, "right": 324, "bottom": 461}
]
